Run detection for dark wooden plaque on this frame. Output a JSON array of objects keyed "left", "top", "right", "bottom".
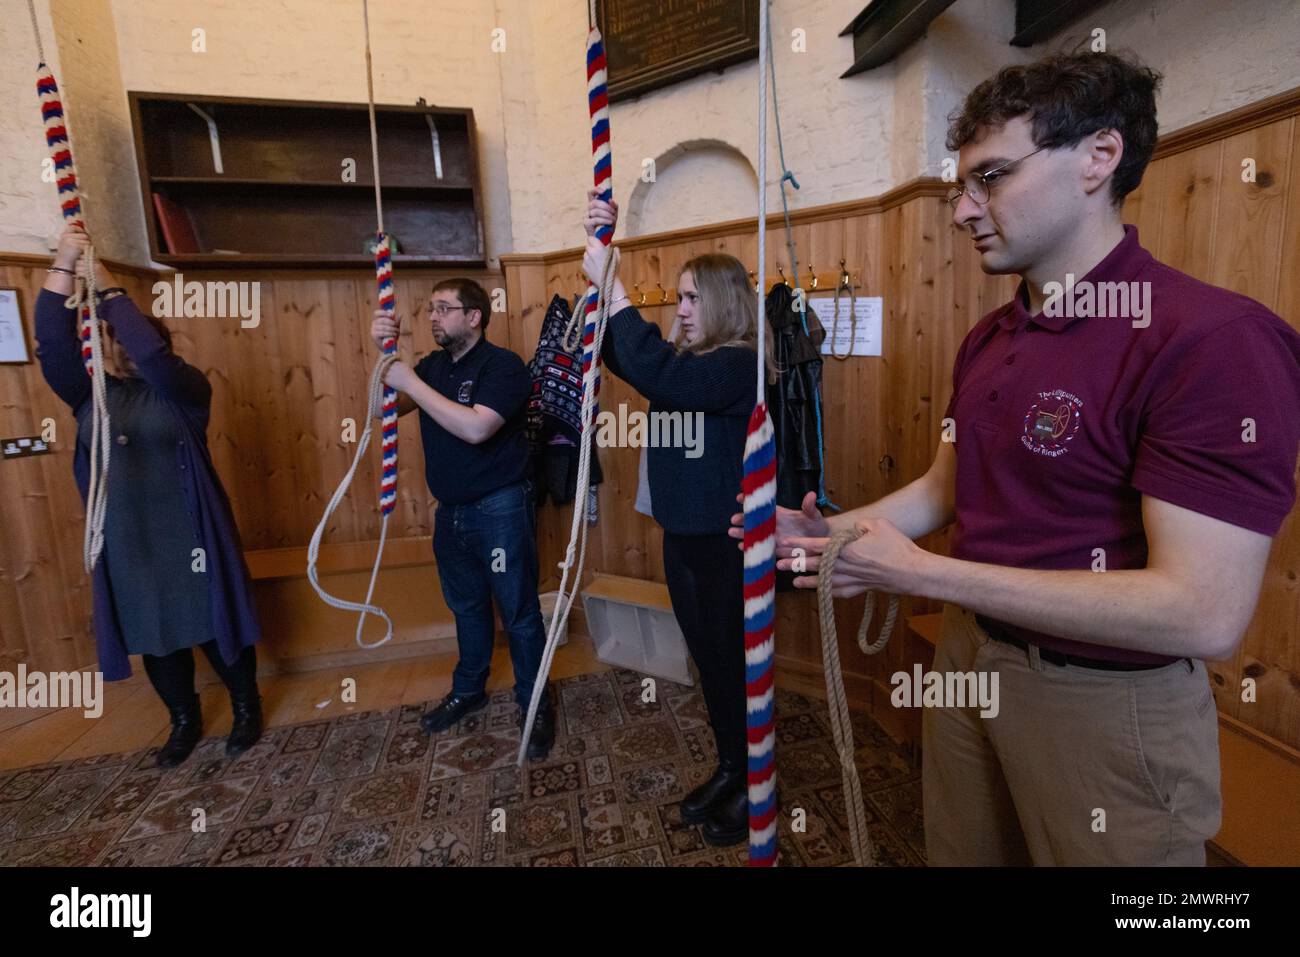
[{"left": 600, "top": 0, "right": 760, "bottom": 104}]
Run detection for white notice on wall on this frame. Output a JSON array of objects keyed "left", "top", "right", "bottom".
[
  {"left": 808, "top": 295, "right": 883, "bottom": 357},
  {"left": 0, "top": 289, "right": 29, "bottom": 363}
]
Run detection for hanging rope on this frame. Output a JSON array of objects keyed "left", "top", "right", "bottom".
[
  {"left": 743, "top": 0, "right": 779, "bottom": 868},
  {"left": 518, "top": 10, "right": 614, "bottom": 765},
  {"left": 68, "top": 245, "right": 111, "bottom": 573},
  {"left": 765, "top": 20, "right": 836, "bottom": 512},
  {"left": 816, "top": 527, "right": 901, "bottom": 866},
  {"left": 306, "top": 0, "right": 397, "bottom": 649},
  {"left": 829, "top": 270, "right": 859, "bottom": 360},
  {"left": 29, "top": 0, "right": 111, "bottom": 573}
]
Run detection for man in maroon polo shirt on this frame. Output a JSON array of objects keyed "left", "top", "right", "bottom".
[{"left": 733, "top": 52, "right": 1300, "bottom": 865}]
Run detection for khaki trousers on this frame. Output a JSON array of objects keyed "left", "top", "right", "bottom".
[{"left": 922, "top": 604, "right": 1221, "bottom": 865}]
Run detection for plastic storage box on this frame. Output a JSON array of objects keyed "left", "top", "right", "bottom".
[{"left": 581, "top": 574, "right": 694, "bottom": 686}]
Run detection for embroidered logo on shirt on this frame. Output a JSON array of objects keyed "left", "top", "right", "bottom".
[
  {"left": 457, "top": 380, "right": 474, "bottom": 403},
  {"left": 1021, "top": 389, "right": 1082, "bottom": 457}
]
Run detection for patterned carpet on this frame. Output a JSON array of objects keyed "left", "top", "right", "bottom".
[{"left": 0, "top": 669, "right": 925, "bottom": 867}]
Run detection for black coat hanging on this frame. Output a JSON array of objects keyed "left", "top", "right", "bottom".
[{"left": 765, "top": 282, "right": 827, "bottom": 509}]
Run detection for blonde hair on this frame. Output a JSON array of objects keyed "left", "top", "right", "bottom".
[{"left": 675, "top": 253, "right": 777, "bottom": 382}]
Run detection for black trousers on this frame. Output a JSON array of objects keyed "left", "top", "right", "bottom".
[
  {"left": 662, "top": 531, "right": 747, "bottom": 769},
  {"left": 142, "top": 642, "right": 258, "bottom": 711}
]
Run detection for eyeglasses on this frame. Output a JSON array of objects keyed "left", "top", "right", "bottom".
[
  {"left": 426, "top": 302, "right": 468, "bottom": 318},
  {"left": 946, "top": 146, "right": 1046, "bottom": 208}
]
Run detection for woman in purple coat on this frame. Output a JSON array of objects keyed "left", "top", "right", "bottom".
[{"left": 36, "top": 226, "right": 263, "bottom": 768}]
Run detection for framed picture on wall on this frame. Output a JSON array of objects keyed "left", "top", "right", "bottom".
[
  {"left": 0, "top": 287, "right": 31, "bottom": 364},
  {"left": 599, "top": 0, "right": 760, "bottom": 104}
]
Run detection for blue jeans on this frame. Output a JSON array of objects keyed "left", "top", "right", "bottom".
[{"left": 433, "top": 481, "right": 548, "bottom": 711}]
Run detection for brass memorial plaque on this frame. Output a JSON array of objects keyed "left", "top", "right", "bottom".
[{"left": 600, "top": 0, "right": 760, "bottom": 104}]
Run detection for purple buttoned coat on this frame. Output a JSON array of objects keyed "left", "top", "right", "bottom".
[{"left": 35, "top": 288, "right": 260, "bottom": 680}]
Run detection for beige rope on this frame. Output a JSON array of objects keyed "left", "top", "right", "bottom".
[
  {"left": 65, "top": 243, "right": 111, "bottom": 573},
  {"left": 816, "top": 526, "right": 901, "bottom": 866},
  {"left": 518, "top": 246, "right": 618, "bottom": 765},
  {"left": 828, "top": 272, "right": 857, "bottom": 360},
  {"left": 305, "top": 351, "right": 399, "bottom": 648}
]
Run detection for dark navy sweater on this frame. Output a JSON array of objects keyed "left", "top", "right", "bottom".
[{"left": 600, "top": 305, "right": 757, "bottom": 535}]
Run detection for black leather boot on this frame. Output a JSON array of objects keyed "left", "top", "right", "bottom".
[
  {"left": 420, "top": 691, "right": 487, "bottom": 735},
  {"left": 226, "top": 692, "right": 263, "bottom": 757},
  {"left": 156, "top": 695, "right": 202, "bottom": 768},
  {"left": 680, "top": 760, "right": 745, "bottom": 824},
  {"left": 521, "top": 697, "right": 555, "bottom": 762},
  {"left": 701, "top": 786, "right": 749, "bottom": 847}
]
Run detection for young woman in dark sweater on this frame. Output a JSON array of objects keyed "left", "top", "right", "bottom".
[
  {"left": 36, "top": 226, "right": 263, "bottom": 768},
  {"left": 583, "top": 191, "right": 771, "bottom": 847}
]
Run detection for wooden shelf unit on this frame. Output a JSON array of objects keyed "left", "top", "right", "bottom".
[{"left": 128, "top": 91, "right": 486, "bottom": 268}]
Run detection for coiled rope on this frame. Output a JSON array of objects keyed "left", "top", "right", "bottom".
[{"left": 306, "top": 0, "right": 398, "bottom": 648}]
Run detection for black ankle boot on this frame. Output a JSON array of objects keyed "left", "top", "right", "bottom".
[
  {"left": 680, "top": 760, "right": 745, "bottom": 824},
  {"left": 157, "top": 695, "right": 202, "bottom": 768},
  {"left": 701, "top": 787, "right": 749, "bottom": 847},
  {"left": 226, "top": 692, "right": 263, "bottom": 757}
]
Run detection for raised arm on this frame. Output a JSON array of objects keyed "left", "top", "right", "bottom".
[
  {"left": 35, "top": 227, "right": 94, "bottom": 411},
  {"left": 35, "top": 287, "right": 92, "bottom": 412},
  {"left": 100, "top": 292, "right": 210, "bottom": 408},
  {"left": 600, "top": 301, "right": 755, "bottom": 412}
]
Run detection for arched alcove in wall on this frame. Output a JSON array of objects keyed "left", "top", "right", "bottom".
[{"left": 624, "top": 139, "right": 758, "bottom": 238}]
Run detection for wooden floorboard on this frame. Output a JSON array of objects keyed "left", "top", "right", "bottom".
[{"left": 0, "top": 635, "right": 605, "bottom": 771}]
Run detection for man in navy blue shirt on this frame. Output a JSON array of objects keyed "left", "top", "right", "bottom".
[{"left": 372, "top": 278, "right": 554, "bottom": 760}]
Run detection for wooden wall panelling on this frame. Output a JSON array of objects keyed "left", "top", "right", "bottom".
[
  {"left": 1152, "top": 140, "right": 1223, "bottom": 280},
  {"left": 243, "top": 279, "right": 307, "bottom": 548},
  {"left": 333, "top": 276, "right": 374, "bottom": 542},
  {"left": 0, "top": 291, "right": 77, "bottom": 671},
  {"left": 1200, "top": 118, "right": 1297, "bottom": 744},
  {"left": 1277, "top": 117, "right": 1300, "bottom": 326},
  {"left": 1123, "top": 151, "right": 1165, "bottom": 253},
  {"left": 1210, "top": 120, "right": 1293, "bottom": 312},
  {"left": 292, "top": 277, "right": 346, "bottom": 545},
  {"left": 1257, "top": 116, "right": 1300, "bottom": 740},
  {"left": 218, "top": 280, "right": 277, "bottom": 547}
]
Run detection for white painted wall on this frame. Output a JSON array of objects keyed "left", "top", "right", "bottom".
[
  {"left": 0, "top": 0, "right": 1296, "bottom": 266},
  {"left": 0, "top": 0, "right": 63, "bottom": 255},
  {"left": 109, "top": 0, "right": 516, "bottom": 268},
  {"left": 1, "top": 0, "right": 147, "bottom": 263}
]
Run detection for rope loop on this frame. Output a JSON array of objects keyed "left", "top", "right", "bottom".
[
  {"left": 815, "top": 524, "right": 903, "bottom": 866},
  {"left": 829, "top": 273, "right": 858, "bottom": 361}
]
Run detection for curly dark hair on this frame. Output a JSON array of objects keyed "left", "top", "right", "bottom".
[{"left": 946, "top": 51, "right": 1163, "bottom": 207}]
